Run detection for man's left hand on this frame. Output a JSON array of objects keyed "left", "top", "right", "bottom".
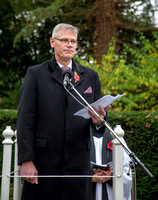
[
  {"left": 88, "top": 105, "right": 111, "bottom": 126},
  {"left": 92, "top": 166, "right": 112, "bottom": 183}
]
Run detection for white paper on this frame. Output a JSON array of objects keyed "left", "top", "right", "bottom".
[{"left": 74, "top": 94, "right": 126, "bottom": 119}]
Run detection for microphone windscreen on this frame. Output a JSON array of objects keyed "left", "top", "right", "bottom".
[{"left": 62, "top": 69, "right": 73, "bottom": 79}]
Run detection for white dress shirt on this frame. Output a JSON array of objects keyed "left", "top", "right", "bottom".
[
  {"left": 93, "top": 136, "right": 103, "bottom": 200},
  {"left": 57, "top": 60, "right": 72, "bottom": 69}
]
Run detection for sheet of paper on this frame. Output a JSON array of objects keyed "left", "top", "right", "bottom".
[{"left": 74, "top": 94, "right": 126, "bottom": 119}]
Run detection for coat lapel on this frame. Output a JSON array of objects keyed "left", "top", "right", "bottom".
[
  {"left": 49, "top": 57, "right": 84, "bottom": 88},
  {"left": 90, "top": 127, "right": 96, "bottom": 163},
  {"left": 71, "top": 60, "right": 84, "bottom": 88},
  {"left": 49, "top": 57, "right": 63, "bottom": 86},
  {"left": 102, "top": 129, "right": 113, "bottom": 164}
]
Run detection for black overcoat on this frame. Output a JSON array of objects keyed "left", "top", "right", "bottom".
[{"left": 17, "top": 57, "right": 103, "bottom": 200}]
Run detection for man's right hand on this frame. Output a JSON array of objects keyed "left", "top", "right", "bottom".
[{"left": 21, "top": 160, "right": 38, "bottom": 184}]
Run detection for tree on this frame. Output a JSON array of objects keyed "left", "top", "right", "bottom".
[
  {"left": 0, "top": 0, "right": 158, "bottom": 109},
  {"left": 0, "top": 0, "right": 20, "bottom": 108},
  {"left": 13, "top": 0, "right": 158, "bottom": 62},
  {"left": 93, "top": 0, "right": 158, "bottom": 62},
  {"left": 75, "top": 31, "right": 158, "bottom": 111},
  {"left": 0, "top": 0, "right": 39, "bottom": 108}
]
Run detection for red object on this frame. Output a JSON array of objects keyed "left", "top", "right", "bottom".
[
  {"left": 74, "top": 74, "right": 80, "bottom": 82},
  {"left": 107, "top": 141, "right": 113, "bottom": 151}
]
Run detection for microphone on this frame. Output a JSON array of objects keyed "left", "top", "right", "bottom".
[{"left": 62, "top": 69, "right": 73, "bottom": 86}]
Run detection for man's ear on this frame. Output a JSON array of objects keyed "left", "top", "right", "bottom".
[{"left": 50, "top": 37, "right": 54, "bottom": 48}]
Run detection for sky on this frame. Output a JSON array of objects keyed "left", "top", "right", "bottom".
[
  {"left": 151, "top": 0, "right": 158, "bottom": 26},
  {"left": 135, "top": 0, "right": 158, "bottom": 27}
]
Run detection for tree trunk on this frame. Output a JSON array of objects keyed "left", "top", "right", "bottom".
[{"left": 93, "top": 0, "right": 117, "bottom": 63}]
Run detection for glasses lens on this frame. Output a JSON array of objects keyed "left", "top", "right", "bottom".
[{"left": 55, "top": 38, "right": 77, "bottom": 45}]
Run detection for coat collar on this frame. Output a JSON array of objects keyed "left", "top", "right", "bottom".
[{"left": 49, "top": 56, "right": 84, "bottom": 88}]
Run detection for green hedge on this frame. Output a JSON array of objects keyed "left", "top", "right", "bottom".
[
  {"left": 0, "top": 109, "right": 157, "bottom": 199},
  {"left": 108, "top": 110, "right": 158, "bottom": 199}
]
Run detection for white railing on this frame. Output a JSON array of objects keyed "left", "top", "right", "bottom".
[
  {"left": 0, "top": 126, "right": 21, "bottom": 200},
  {"left": 0, "top": 125, "right": 126, "bottom": 200},
  {"left": 113, "top": 125, "right": 124, "bottom": 199}
]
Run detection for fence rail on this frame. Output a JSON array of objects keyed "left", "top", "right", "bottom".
[{"left": 1, "top": 125, "right": 125, "bottom": 200}]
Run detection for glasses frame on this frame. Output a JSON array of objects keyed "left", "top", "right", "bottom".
[{"left": 54, "top": 38, "right": 77, "bottom": 45}]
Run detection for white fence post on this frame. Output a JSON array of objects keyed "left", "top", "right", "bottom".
[
  {"left": 13, "top": 130, "right": 21, "bottom": 200},
  {"left": 1, "top": 126, "right": 14, "bottom": 200},
  {"left": 112, "top": 125, "right": 124, "bottom": 200}
]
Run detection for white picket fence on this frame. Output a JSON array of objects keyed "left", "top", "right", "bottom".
[{"left": 0, "top": 125, "right": 125, "bottom": 200}]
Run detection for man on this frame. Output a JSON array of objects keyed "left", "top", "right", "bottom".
[
  {"left": 17, "top": 23, "right": 109, "bottom": 200},
  {"left": 90, "top": 127, "right": 132, "bottom": 200}
]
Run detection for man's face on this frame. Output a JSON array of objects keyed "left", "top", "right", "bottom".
[{"left": 50, "top": 29, "right": 77, "bottom": 63}]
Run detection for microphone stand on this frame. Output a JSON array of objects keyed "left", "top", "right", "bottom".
[
  {"left": 65, "top": 80, "right": 153, "bottom": 178},
  {"left": 130, "top": 161, "right": 137, "bottom": 200}
]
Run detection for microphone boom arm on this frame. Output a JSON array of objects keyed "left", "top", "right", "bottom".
[{"left": 66, "top": 80, "right": 153, "bottom": 178}]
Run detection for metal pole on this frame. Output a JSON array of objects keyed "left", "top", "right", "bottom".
[{"left": 130, "top": 161, "right": 137, "bottom": 200}]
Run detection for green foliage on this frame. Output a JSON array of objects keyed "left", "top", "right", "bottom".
[
  {"left": 0, "top": 0, "right": 157, "bottom": 110},
  {"left": 108, "top": 110, "right": 158, "bottom": 200},
  {"left": 75, "top": 32, "right": 158, "bottom": 111},
  {"left": 0, "top": 82, "right": 21, "bottom": 109},
  {"left": 0, "top": 109, "right": 17, "bottom": 130},
  {"left": 14, "top": 0, "right": 75, "bottom": 44},
  {"left": 0, "top": 109, "right": 157, "bottom": 200},
  {"left": 0, "top": 0, "right": 39, "bottom": 109}
]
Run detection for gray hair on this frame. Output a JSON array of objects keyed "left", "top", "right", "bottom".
[{"left": 52, "top": 23, "right": 79, "bottom": 38}]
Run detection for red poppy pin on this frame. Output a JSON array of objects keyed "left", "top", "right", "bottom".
[
  {"left": 107, "top": 141, "right": 113, "bottom": 151},
  {"left": 74, "top": 71, "right": 80, "bottom": 83}
]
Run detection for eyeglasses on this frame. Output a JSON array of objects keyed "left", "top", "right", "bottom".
[{"left": 54, "top": 38, "right": 77, "bottom": 45}]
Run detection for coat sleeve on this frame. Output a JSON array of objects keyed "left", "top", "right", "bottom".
[{"left": 17, "top": 67, "right": 37, "bottom": 165}]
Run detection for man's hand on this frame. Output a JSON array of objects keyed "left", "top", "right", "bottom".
[
  {"left": 88, "top": 105, "right": 111, "bottom": 126},
  {"left": 21, "top": 160, "right": 38, "bottom": 184},
  {"left": 92, "top": 166, "right": 111, "bottom": 183}
]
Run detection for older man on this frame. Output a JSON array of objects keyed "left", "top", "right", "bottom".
[{"left": 17, "top": 23, "right": 109, "bottom": 200}]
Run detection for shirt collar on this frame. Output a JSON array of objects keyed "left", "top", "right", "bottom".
[{"left": 57, "top": 60, "right": 72, "bottom": 70}]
